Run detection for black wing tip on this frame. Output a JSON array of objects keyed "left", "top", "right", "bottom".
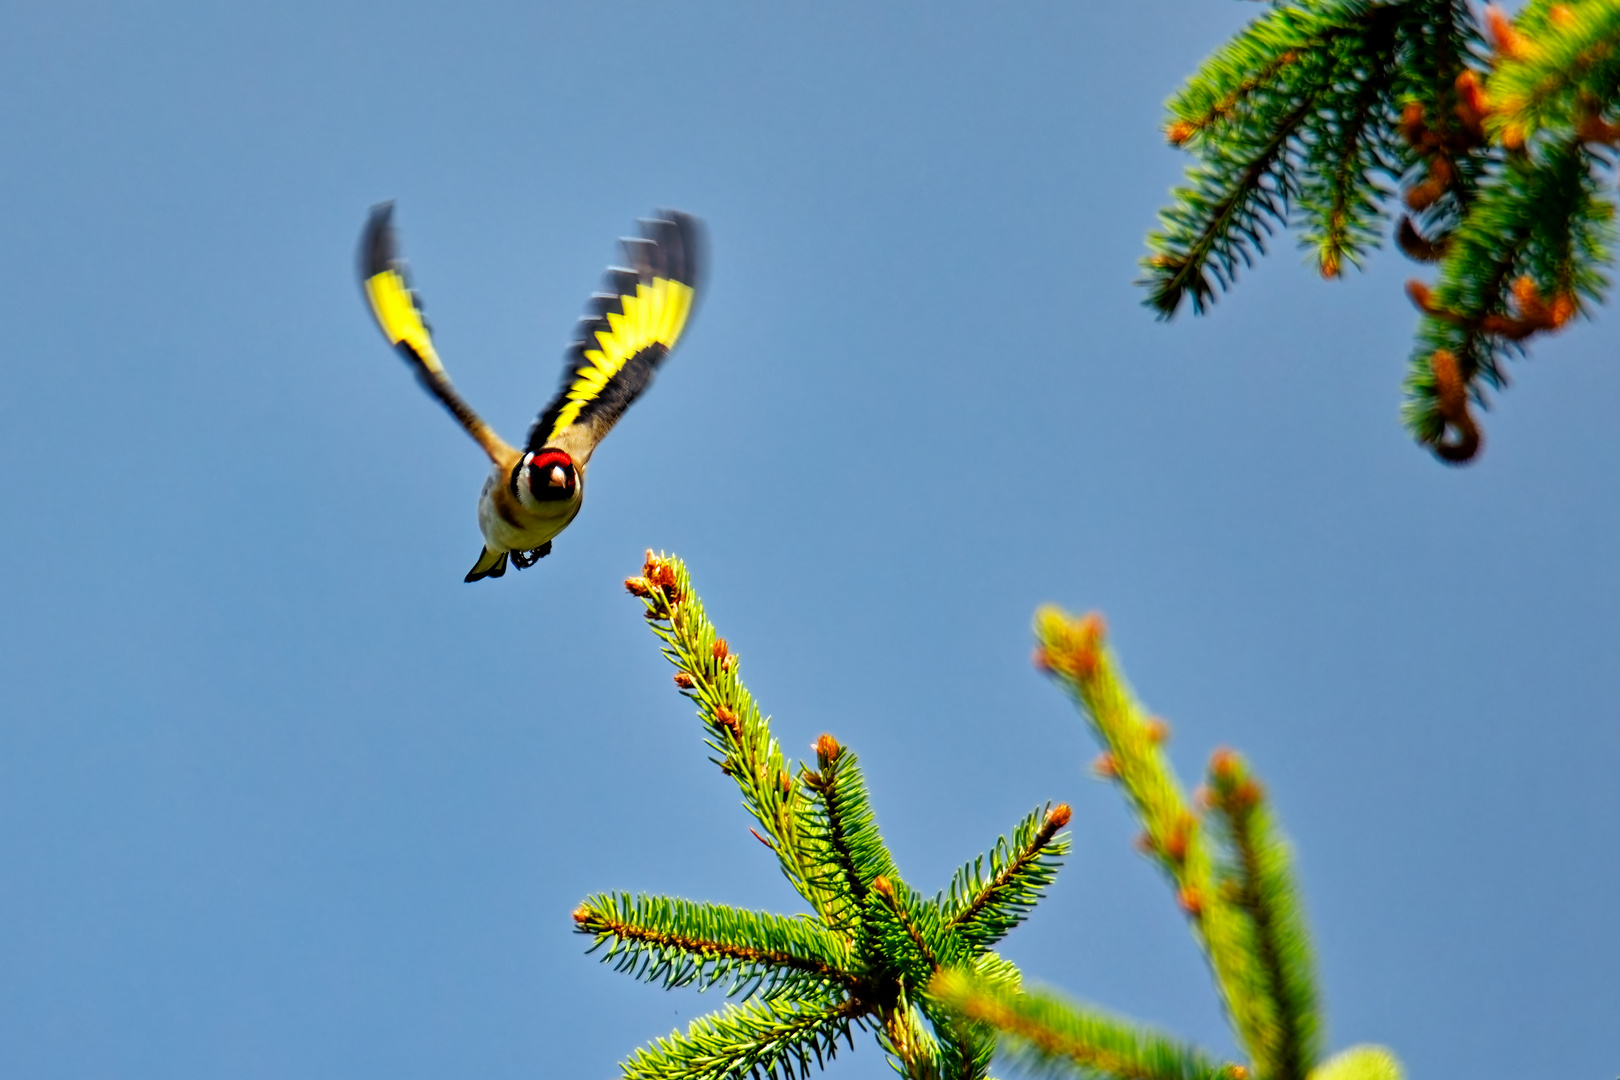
[
  {"left": 640, "top": 210, "right": 704, "bottom": 289},
  {"left": 360, "top": 200, "right": 399, "bottom": 280}
]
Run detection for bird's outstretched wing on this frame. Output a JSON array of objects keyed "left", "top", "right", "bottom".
[
  {"left": 359, "top": 203, "right": 514, "bottom": 464},
  {"left": 527, "top": 212, "right": 703, "bottom": 459}
]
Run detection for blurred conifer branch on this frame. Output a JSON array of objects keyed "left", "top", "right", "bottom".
[
  {"left": 929, "top": 608, "right": 1401, "bottom": 1080},
  {"left": 577, "top": 552, "right": 1071, "bottom": 1080},
  {"left": 1143, "top": 0, "right": 1619, "bottom": 463}
]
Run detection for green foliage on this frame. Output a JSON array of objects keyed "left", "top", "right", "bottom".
[
  {"left": 1302, "top": 1042, "right": 1406, "bottom": 1080},
  {"left": 1205, "top": 751, "right": 1322, "bottom": 1080},
  {"left": 574, "top": 894, "right": 852, "bottom": 1000},
  {"left": 1306, "top": 1046, "right": 1403, "bottom": 1080},
  {"left": 620, "top": 997, "right": 863, "bottom": 1080},
  {"left": 939, "top": 804, "right": 1070, "bottom": 954},
  {"left": 579, "top": 553, "right": 1072, "bottom": 1080},
  {"left": 1144, "top": 0, "right": 1620, "bottom": 462},
  {"left": 926, "top": 606, "right": 1403, "bottom": 1080},
  {"left": 576, "top": 556, "right": 1406, "bottom": 1080},
  {"left": 1147, "top": 0, "right": 1410, "bottom": 312},
  {"left": 931, "top": 971, "right": 1237, "bottom": 1080}
]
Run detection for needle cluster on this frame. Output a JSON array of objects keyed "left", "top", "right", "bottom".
[
  {"left": 1144, "top": 0, "right": 1620, "bottom": 462},
  {"left": 928, "top": 609, "right": 1401, "bottom": 1080},
  {"left": 580, "top": 553, "right": 1071, "bottom": 1080}
]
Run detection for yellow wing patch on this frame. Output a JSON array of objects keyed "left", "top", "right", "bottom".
[
  {"left": 545, "top": 276, "right": 694, "bottom": 440},
  {"left": 364, "top": 269, "right": 445, "bottom": 375}
]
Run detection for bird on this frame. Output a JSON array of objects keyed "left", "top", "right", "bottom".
[{"left": 358, "top": 204, "right": 703, "bottom": 582}]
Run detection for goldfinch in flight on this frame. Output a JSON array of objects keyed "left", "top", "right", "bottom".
[{"left": 358, "top": 204, "right": 702, "bottom": 582}]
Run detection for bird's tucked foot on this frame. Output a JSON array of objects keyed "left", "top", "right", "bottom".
[{"left": 511, "top": 542, "right": 553, "bottom": 569}]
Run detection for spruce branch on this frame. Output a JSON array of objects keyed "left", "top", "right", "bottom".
[
  {"left": 1488, "top": 0, "right": 1620, "bottom": 148},
  {"left": 1032, "top": 608, "right": 1279, "bottom": 1076},
  {"left": 1142, "top": 0, "right": 1620, "bottom": 461},
  {"left": 628, "top": 553, "right": 834, "bottom": 924},
  {"left": 1145, "top": 1, "right": 1406, "bottom": 314},
  {"left": 592, "top": 554, "right": 1074, "bottom": 1080},
  {"left": 1296, "top": 10, "right": 1405, "bottom": 277},
  {"left": 921, "top": 604, "right": 1400, "bottom": 1080},
  {"left": 800, "top": 733, "right": 902, "bottom": 943},
  {"left": 1204, "top": 751, "right": 1322, "bottom": 1080},
  {"left": 619, "top": 996, "right": 865, "bottom": 1080},
  {"left": 1402, "top": 135, "right": 1612, "bottom": 455},
  {"left": 931, "top": 970, "right": 1240, "bottom": 1080},
  {"left": 941, "top": 804, "right": 1073, "bottom": 953},
  {"left": 573, "top": 893, "right": 855, "bottom": 1000}
]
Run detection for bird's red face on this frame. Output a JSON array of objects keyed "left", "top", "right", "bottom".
[{"left": 524, "top": 449, "right": 578, "bottom": 502}]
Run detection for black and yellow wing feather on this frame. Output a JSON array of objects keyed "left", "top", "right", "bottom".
[
  {"left": 358, "top": 204, "right": 513, "bottom": 463},
  {"left": 527, "top": 212, "right": 703, "bottom": 456},
  {"left": 360, "top": 203, "right": 446, "bottom": 379}
]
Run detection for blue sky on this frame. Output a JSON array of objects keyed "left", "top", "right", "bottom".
[{"left": 0, "top": 2, "right": 1615, "bottom": 1078}]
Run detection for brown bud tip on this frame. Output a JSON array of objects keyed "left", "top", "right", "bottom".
[
  {"left": 1209, "top": 747, "right": 1241, "bottom": 782},
  {"left": 1091, "top": 752, "right": 1118, "bottom": 780},
  {"left": 814, "top": 733, "right": 842, "bottom": 765},
  {"left": 1486, "top": 5, "right": 1531, "bottom": 61},
  {"left": 1031, "top": 647, "right": 1053, "bottom": 673},
  {"left": 1166, "top": 120, "right": 1196, "bottom": 146},
  {"left": 715, "top": 705, "right": 742, "bottom": 736},
  {"left": 624, "top": 576, "right": 653, "bottom": 597},
  {"left": 1235, "top": 779, "right": 1264, "bottom": 810},
  {"left": 1228, "top": 1067, "right": 1249, "bottom": 1080},
  {"left": 1047, "top": 804, "right": 1072, "bottom": 828},
  {"left": 1165, "top": 813, "right": 1195, "bottom": 859},
  {"left": 1511, "top": 274, "right": 1542, "bottom": 312},
  {"left": 779, "top": 771, "right": 793, "bottom": 795},
  {"left": 1398, "top": 101, "right": 1431, "bottom": 149},
  {"left": 1142, "top": 717, "right": 1169, "bottom": 745},
  {"left": 673, "top": 672, "right": 695, "bottom": 689},
  {"left": 711, "top": 638, "right": 729, "bottom": 660},
  {"left": 1177, "top": 886, "right": 1203, "bottom": 916},
  {"left": 1071, "top": 612, "right": 1107, "bottom": 677},
  {"left": 1405, "top": 279, "right": 1435, "bottom": 312},
  {"left": 1431, "top": 348, "right": 1465, "bottom": 409},
  {"left": 572, "top": 906, "right": 592, "bottom": 925},
  {"left": 642, "top": 549, "right": 660, "bottom": 575},
  {"left": 1320, "top": 249, "right": 1340, "bottom": 280},
  {"left": 1454, "top": 69, "right": 1489, "bottom": 138},
  {"left": 1550, "top": 293, "right": 1577, "bottom": 327},
  {"left": 871, "top": 875, "right": 894, "bottom": 898}
]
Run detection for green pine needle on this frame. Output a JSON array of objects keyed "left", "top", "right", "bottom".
[
  {"left": 591, "top": 554, "right": 1073, "bottom": 1080},
  {"left": 939, "top": 804, "right": 1073, "bottom": 954},
  {"left": 1143, "top": 0, "right": 1619, "bottom": 460},
  {"left": 620, "top": 997, "right": 865, "bottom": 1080},
  {"left": 1206, "top": 752, "right": 1323, "bottom": 1080},
  {"left": 1402, "top": 136, "right": 1613, "bottom": 444},
  {"left": 574, "top": 893, "right": 854, "bottom": 1000},
  {"left": 931, "top": 970, "right": 1238, "bottom": 1080}
]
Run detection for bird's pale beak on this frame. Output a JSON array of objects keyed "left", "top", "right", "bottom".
[{"left": 548, "top": 465, "right": 567, "bottom": 487}]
